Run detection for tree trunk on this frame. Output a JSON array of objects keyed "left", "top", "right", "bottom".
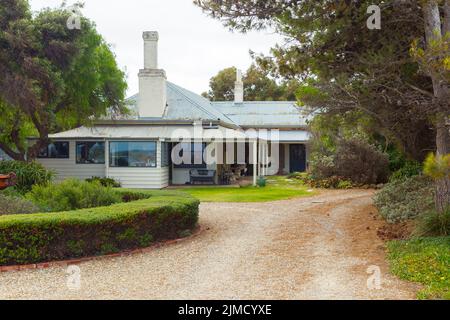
[{"left": 423, "top": 0, "right": 450, "bottom": 213}]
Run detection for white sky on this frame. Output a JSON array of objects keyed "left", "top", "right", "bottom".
[{"left": 29, "top": 0, "right": 283, "bottom": 97}]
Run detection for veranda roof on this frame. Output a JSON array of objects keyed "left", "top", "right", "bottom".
[{"left": 48, "top": 124, "right": 250, "bottom": 141}]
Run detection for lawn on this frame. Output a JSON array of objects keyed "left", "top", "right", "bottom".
[
  {"left": 175, "top": 176, "right": 315, "bottom": 202},
  {"left": 387, "top": 237, "right": 450, "bottom": 300}
]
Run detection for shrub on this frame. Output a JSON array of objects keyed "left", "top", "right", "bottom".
[
  {"left": 26, "top": 179, "right": 122, "bottom": 212},
  {"left": 414, "top": 208, "right": 450, "bottom": 237},
  {"left": 423, "top": 153, "right": 450, "bottom": 180},
  {"left": 0, "top": 161, "right": 54, "bottom": 194},
  {"left": 0, "top": 194, "right": 40, "bottom": 215},
  {"left": 389, "top": 161, "right": 423, "bottom": 182},
  {"left": 290, "top": 173, "right": 354, "bottom": 189},
  {"left": 0, "top": 190, "right": 199, "bottom": 265},
  {"left": 310, "top": 139, "right": 389, "bottom": 185},
  {"left": 374, "top": 175, "right": 435, "bottom": 223},
  {"left": 333, "top": 139, "right": 390, "bottom": 184},
  {"left": 86, "top": 176, "right": 121, "bottom": 188}
]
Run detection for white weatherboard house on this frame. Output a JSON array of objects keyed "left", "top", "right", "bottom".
[{"left": 33, "top": 31, "right": 311, "bottom": 189}]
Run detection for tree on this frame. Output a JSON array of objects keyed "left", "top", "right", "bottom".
[
  {"left": 0, "top": 1, "right": 127, "bottom": 161},
  {"left": 195, "top": 0, "right": 449, "bottom": 212},
  {"left": 420, "top": 0, "right": 450, "bottom": 212},
  {"left": 202, "top": 64, "right": 298, "bottom": 101}
]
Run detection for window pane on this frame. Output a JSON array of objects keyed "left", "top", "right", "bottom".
[
  {"left": 161, "top": 142, "right": 170, "bottom": 167},
  {"left": 38, "top": 142, "right": 69, "bottom": 158},
  {"left": 76, "top": 142, "right": 105, "bottom": 164},
  {"left": 109, "top": 141, "right": 156, "bottom": 168}
]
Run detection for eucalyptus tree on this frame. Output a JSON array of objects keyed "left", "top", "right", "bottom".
[{"left": 0, "top": 0, "right": 127, "bottom": 160}]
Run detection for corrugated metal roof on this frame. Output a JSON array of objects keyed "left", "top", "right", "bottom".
[
  {"left": 48, "top": 124, "right": 249, "bottom": 140},
  {"left": 246, "top": 130, "right": 311, "bottom": 142},
  {"left": 212, "top": 101, "right": 309, "bottom": 128},
  {"left": 126, "top": 82, "right": 238, "bottom": 125}
]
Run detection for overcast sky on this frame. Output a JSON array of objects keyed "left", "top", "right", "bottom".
[{"left": 29, "top": 0, "right": 283, "bottom": 97}]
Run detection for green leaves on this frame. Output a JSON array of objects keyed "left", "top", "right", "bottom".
[
  {"left": 0, "top": 2, "right": 127, "bottom": 160},
  {"left": 424, "top": 153, "right": 450, "bottom": 180}
]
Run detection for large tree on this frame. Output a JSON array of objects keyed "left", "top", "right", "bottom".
[
  {"left": 0, "top": 1, "right": 127, "bottom": 161},
  {"left": 195, "top": 0, "right": 449, "bottom": 212},
  {"left": 202, "top": 64, "right": 299, "bottom": 101}
]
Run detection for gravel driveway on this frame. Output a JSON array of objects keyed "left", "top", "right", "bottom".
[{"left": 0, "top": 190, "right": 419, "bottom": 299}]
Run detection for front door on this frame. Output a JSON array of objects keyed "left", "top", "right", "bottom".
[{"left": 289, "top": 144, "right": 306, "bottom": 173}]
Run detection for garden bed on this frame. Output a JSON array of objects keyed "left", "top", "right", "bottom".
[{"left": 0, "top": 189, "right": 199, "bottom": 266}]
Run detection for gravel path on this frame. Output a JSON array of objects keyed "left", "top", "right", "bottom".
[{"left": 0, "top": 190, "right": 419, "bottom": 300}]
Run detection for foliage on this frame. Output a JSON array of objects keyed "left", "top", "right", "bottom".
[
  {"left": 202, "top": 64, "right": 299, "bottom": 101},
  {"left": 389, "top": 161, "right": 423, "bottom": 182},
  {"left": 26, "top": 179, "right": 122, "bottom": 212},
  {"left": 195, "top": 0, "right": 438, "bottom": 162},
  {"left": 310, "top": 137, "right": 389, "bottom": 185},
  {"left": 181, "top": 176, "right": 313, "bottom": 202},
  {"left": 290, "top": 173, "right": 354, "bottom": 189},
  {"left": 374, "top": 175, "right": 435, "bottom": 223},
  {"left": 0, "top": 190, "right": 199, "bottom": 265},
  {"left": 387, "top": 237, "right": 450, "bottom": 300},
  {"left": 414, "top": 208, "right": 450, "bottom": 237},
  {"left": 86, "top": 176, "right": 121, "bottom": 188},
  {"left": 0, "top": 194, "right": 39, "bottom": 215},
  {"left": 424, "top": 153, "right": 450, "bottom": 180},
  {"left": 0, "top": 160, "right": 54, "bottom": 194},
  {"left": 0, "top": 2, "right": 127, "bottom": 160}
]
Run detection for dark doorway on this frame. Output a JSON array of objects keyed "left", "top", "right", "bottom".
[{"left": 289, "top": 144, "right": 306, "bottom": 173}]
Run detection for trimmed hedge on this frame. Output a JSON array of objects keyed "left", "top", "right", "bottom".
[{"left": 0, "top": 190, "right": 199, "bottom": 266}]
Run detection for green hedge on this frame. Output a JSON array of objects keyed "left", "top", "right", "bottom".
[{"left": 0, "top": 190, "right": 199, "bottom": 266}]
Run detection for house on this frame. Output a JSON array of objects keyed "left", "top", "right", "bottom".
[{"left": 31, "top": 31, "right": 311, "bottom": 189}]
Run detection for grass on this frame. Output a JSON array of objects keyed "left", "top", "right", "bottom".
[
  {"left": 175, "top": 176, "right": 314, "bottom": 202},
  {"left": 387, "top": 237, "right": 450, "bottom": 300}
]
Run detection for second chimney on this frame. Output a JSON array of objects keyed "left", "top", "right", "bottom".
[{"left": 234, "top": 69, "right": 244, "bottom": 104}]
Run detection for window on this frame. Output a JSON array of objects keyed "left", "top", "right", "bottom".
[
  {"left": 161, "top": 142, "right": 170, "bottom": 167},
  {"left": 38, "top": 141, "right": 70, "bottom": 159},
  {"left": 173, "top": 143, "right": 207, "bottom": 169},
  {"left": 76, "top": 142, "right": 105, "bottom": 164},
  {"left": 109, "top": 141, "right": 157, "bottom": 168}
]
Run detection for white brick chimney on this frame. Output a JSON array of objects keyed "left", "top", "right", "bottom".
[
  {"left": 234, "top": 69, "right": 244, "bottom": 104},
  {"left": 138, "top": 31, "right": 167, "bottom": 118}
]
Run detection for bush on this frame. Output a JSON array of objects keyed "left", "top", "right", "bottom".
[
  {"left": 86, "top": 176, "right": 121, "bottom": 188},
  {"left": 0, "top": 190, "right": 199, "bottom": 265},
  {"left": 374, "top": 175, "right": 435, "bottom": 223},
  {"left": 26, "top": 179, "right": 122, "bottom": 212},
  {"left": 389, "top": 161, "right": 422, "bottom": 182},
  {"left": 290, "top": 173, "right": 354, "bottom": 189},
  {"left": 0, "top": 194, "right": 40, "bottom": 215},
  {"left": 414, "top": 208, "right": 450, "bottom": 237},
  {"left": 310, "top": 139, "right": 389, "bottom": 185},
  {"left": 0, "top": 161, "right": 54, "bottom": 194}
]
